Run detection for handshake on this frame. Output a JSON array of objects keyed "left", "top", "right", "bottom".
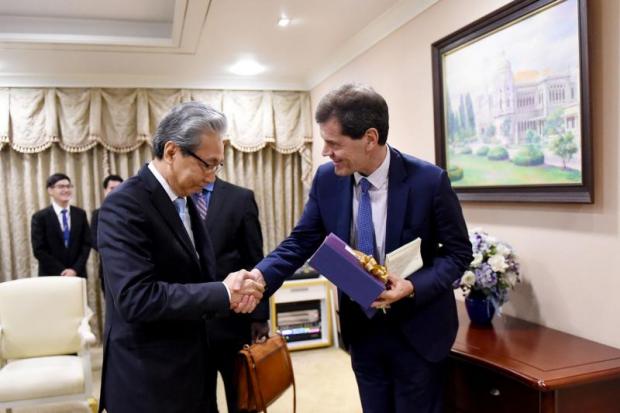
[{"left": 223, "top": 269, "right": 265, "bottom": 313}]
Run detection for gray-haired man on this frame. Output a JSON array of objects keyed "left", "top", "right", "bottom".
[{"left": 97, "top": 102, "right": 264, "bottom": 413}]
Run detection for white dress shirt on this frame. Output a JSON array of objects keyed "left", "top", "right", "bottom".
[
  {"left": 148, "top": 162, "right": 195, "bottom": 247},
  {"left": 52, "top": 201, "right": 71, "bottom": 230},
  {"left": 351, "top": 148, "right": 391, "bottom": 264},
  {"left": 147, "top": 162, "right": 231, "bottom": 301}
]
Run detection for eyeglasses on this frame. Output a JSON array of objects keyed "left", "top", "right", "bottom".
[
  {"left": 186, "top": 150, "right": 223, "bottom": 174},
  {"left": 53, "top": 184, "right": 74, "bottom": 190}
]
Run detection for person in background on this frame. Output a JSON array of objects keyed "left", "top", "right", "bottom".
[
  {"left": 251, "top": 84, "right": 472, "bottom": 413},
  {"left": 97, "top": 102, "right": 265, "bottom": 413},
  {"left": 31, "top": 173, "right": 91, "bottom": 278},
  {"left": 91, "top": 174, "right": 123, "bottom": 292},
  {"left": 192, "top": 177, "right": 269, "bottom": 413}
]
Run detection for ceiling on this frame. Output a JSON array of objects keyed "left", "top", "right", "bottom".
[{"left": 0, "top": 0, "right": 437, "bottom": 90}]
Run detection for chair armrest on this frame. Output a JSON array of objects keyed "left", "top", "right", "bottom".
[
  {"left": 78, "top": 307, "right": 96, "bottom": 347},
  {"left": 0, "top": 323, "right": 5, "bottom": 366}
]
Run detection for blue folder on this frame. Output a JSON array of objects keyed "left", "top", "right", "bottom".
[{"left": 308, "top": 233, "right": 385, "bottom": 318}]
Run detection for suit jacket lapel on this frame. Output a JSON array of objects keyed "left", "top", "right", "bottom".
[
  {"left": 386, "top": 147, "right": 409, "bottom": 255},
  {"left": 205, "top": 178, "right": 224, "bottom": 232},
  {"left": 139, "top": 166, "right": 200, "bottom": 266},
  {"left": 188, "top": 197, "right": 216, "bottom": 281},
  {"left": 334, "top": 175, "right": 353, "bottom": 244},
  {"left": 68, "top": 206, "right": 80, "bottom": 248},
  {"left": 47, "top": 206, "right": 65, "bottom": 246},
  {"left": 330, "top": 174, "right": 352, "bottom": 307}
]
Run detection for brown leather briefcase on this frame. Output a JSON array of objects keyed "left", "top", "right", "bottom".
[{"left": 237, "top": 334, "right": 296, "bottom": 413}]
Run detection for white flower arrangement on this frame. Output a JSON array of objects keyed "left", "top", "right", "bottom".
[{"left": 456, "top": 229, "right": 521, "bottom": 310}]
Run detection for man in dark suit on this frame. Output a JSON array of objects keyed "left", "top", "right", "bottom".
[
  {"left": 192, "top": 178, "right": 268, "bottom": 413},
  {"left": 31, "top": 173, "right": 91, "bottom": 278},
  {"left": 251, "top": 84, "right": 472, "bottom": 412},
  {"left": 97, "top": 102, "right": 265, "bottom": 413},
  {"left": 91, "top": 174, "right": 123, "bottom": 292}
]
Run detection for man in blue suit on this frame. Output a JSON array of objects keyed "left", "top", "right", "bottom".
[
  {"left": 252, "top": 84, "right": 472, "bottom": 412},
  {"left": 97, "top": 102, "right": 265, "bottom": 413}
]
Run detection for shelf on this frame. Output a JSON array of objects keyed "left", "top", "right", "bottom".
[{"left": 270, "top": 277, "right": 333, "bottom": 351}]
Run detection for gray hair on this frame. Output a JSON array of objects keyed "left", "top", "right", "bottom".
[{"left": 152, "top": 102, "right": 227, "bottom": 158}]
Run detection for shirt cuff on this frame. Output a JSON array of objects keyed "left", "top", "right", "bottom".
[{"left": 221, "top": 281, "right": 232, "bottom": 302}]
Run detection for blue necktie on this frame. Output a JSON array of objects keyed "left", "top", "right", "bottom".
[
  {"left": 173, "top": 198, "right": 186, "bottom": 221},
  {"left": 174, "top": 197, "right": 198, "bottom": 251},
  {"left": 204, "top": 188, "right": 212, "bottom": 210},
  {"left": 61, "top": 209, "right": 70, "bottom": 248},
  {"left": 356, "top": 178, "right": 375, "bottom": 257}
]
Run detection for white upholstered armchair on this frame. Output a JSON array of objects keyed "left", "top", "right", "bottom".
[{"left": 0, "top": 276, "right": 96, "bottom": 411}]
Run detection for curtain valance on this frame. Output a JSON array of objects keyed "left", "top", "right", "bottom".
[{"left": 0, "top": 88, "right": 313, "bottom": 154}]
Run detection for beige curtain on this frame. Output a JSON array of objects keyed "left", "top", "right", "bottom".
[
  {"left": 105, "top": 143, "right": 307, "bottom": 254},
  {"left": 0, "top": 145, "right": 107, "bottom": 336},
  {"left": 0, "top": 143, "right": 307, "bottom": 340},
  {"left": 0, "top": 87, "right": 312, "bottom": 341},
  {"left": 220, "top": 144, "right": 307, "bottom": 253},
  {"left": 0, "top": 88, "right": 313, "bottom": 155}
]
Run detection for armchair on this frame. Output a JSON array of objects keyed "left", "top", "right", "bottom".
[{"left": 0, "top": 276, "right": 96, "bottom": 411}]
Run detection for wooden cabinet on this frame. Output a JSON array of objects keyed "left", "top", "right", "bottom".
[{"left": 446, "top": 303, "right": 620, "bottom": 413}]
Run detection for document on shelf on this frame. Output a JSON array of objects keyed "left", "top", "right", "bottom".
[{"left": 385, "top": 238, "right": 423, "bottom": 279}]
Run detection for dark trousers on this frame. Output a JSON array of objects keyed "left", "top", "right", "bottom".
[
  {"left": 205, "top": 337, "right": 242, "bottom": 413},
  {"left": 349, "top": 319, "right": 446, "bottom": 413}
]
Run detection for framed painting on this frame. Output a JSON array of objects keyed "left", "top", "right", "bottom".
[{"left": 432, "top": 0, "right": 592, "bottom": 203}]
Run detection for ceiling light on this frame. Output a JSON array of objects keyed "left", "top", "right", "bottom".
[
  {"left": 277, "top": 16, "right": 291, "bottom": 27},
  {"left": 229, "top": 59, "right": 266, "bottom": 76}
]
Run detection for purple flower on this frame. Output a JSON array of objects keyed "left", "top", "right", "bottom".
[{"left": 476, "top": 263, "right": 496, "bottom": 289}]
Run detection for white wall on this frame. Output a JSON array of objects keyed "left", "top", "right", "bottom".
[{"left": 311, "top": 0, "right": 620, "bottom": 348}]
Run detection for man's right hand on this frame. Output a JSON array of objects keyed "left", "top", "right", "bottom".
[{"left": 223, "top": 270, "right": 265, "bottom": 313}]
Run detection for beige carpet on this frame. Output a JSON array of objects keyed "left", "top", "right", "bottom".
[
  {"left": 252, "top": 346, "right": 361, "bottom": 413},
  {"left": 5, "top": 346, "right": 362, "bottom": 413}
]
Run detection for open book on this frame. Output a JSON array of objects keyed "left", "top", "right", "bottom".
[{"left": 385, "top": 238, "right": 423, "bottom": 279}]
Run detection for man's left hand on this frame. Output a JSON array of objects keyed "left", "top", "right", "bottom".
[
  {"left": 251, "top": 321, "right": 270, "bottom": 343},
  {"left": 61, "top": 268, "right": 78, "bottom": 277},
  {"left": 371, "top": 274, "right": 414, "bottom": 308}
]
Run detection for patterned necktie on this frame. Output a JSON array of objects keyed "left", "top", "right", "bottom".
[
  {"left": 61, "top": 209, "right": 70, "bottom": 248},
  {"left": 192, "top": 189, "right": 208, "bottom": 221},
  {"left": 356, "top": 178, "right": 375, "bottom": 257}
]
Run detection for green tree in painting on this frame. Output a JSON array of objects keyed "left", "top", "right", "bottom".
[
  {"left": 458, "top": 95, "right": 467, "bottom": 132},
  {"left": 549, "top": 131, "right": 578, "bottom": 169},
  {"left": 447, "top": 92, "right": 476, "bottom": 144},
  {"left": 501, "top": 118, "right": 512, "bottom": 138},
  {"left": 456, "top": 94, "right": 475, "bottom": 140},
  {"left": 484, "top": 124, "right": 496, "bottom": 142},
  {"left": 465, "top": 93, "right": 476, "bottom": 135},
  {"left": 446, "top": 93, "right": 459, "bottom": 144},
  {"left": 544, "top": 108, "right": 565, "bottom": 138},
  {"left": 525, "top": 129, "right": 541, "bottom": 149}
]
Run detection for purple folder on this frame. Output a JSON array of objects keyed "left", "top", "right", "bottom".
[{"left": 308, "top": 233, "right": 385, "bottom": 318}]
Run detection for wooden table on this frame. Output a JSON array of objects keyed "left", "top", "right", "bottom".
[{"left": 446, "top": 303, "right": 620, "bottom": 413}]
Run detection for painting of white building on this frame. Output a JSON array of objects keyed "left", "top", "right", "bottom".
[{"left": 442, "top": 0, "right": 583, "bottom": 187}]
